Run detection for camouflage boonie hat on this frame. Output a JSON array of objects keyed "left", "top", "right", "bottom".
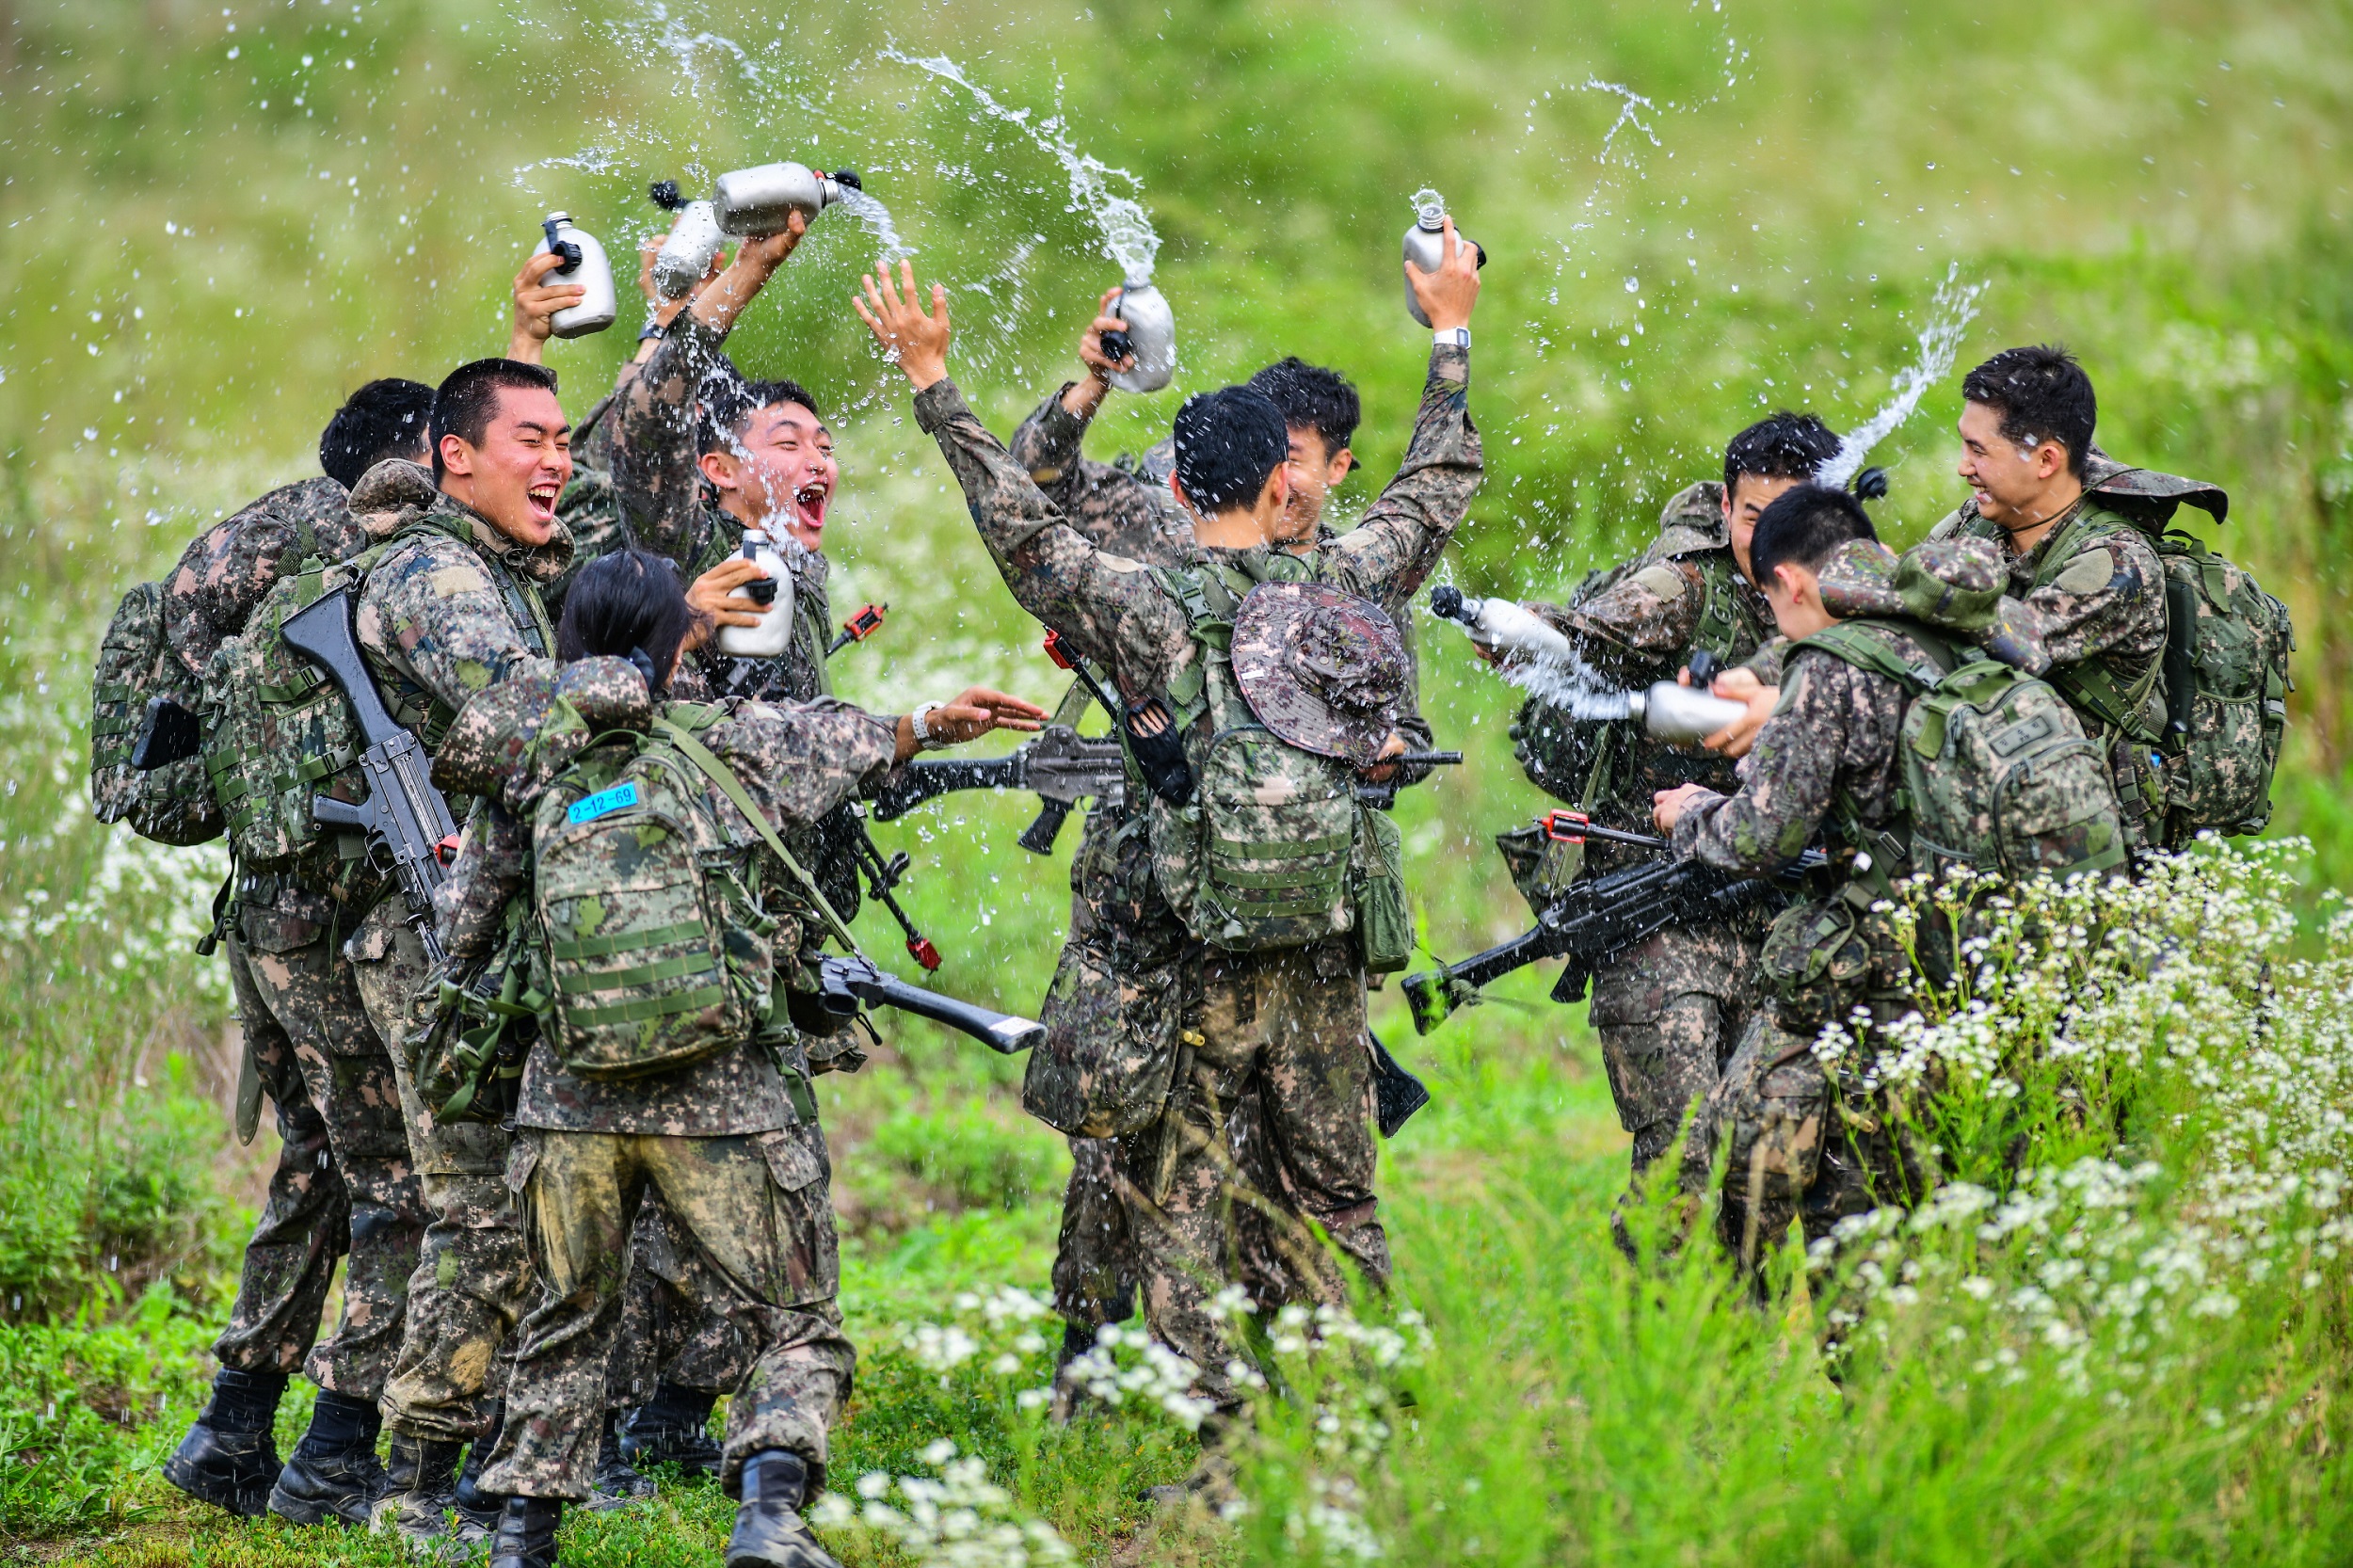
[
  {"left": 1229, "top": 582, "right": 1406, "bottom": 765},
  {"left": 2081, "top": 446, "right": 2229, "bottom": 524},
  {"left": 1817, "top": 536, "right": 2051, "bottom": 675}
]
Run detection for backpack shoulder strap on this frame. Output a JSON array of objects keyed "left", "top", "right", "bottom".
[
  {"left": 1151, "top": 563, "right": 1243, "bottom": 719},
  {"left": 651, "top": 715, "right": 863, "bottom": 956},
  {"left": 1794, "top": 618, "right": 1955, "bottom": 694}
]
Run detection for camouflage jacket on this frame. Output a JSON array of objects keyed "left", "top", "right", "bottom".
[
  {"left": 916, "top": 343, "right": 1480, "bottom": 709},
  {"left": 434, "top": 669, "right": 902, "bottom": 1135},
  {"left": 162, "top": 475, "right": 368, "bottom": 678},
  {"left": 348, "top": 460, "right": 569, "bottom": 753},
  {"left": 1523, "top": 480, "right": 1772, "bottom": 849},
  {"left": 543, "top": 391, "right": 624, "bottom": 627}
]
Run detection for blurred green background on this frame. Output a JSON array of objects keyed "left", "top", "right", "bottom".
[{"left": 4, "top": 0, "right": 2352, "bottom": 1549}]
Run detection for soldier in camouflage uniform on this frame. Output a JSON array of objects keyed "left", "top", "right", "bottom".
[
  {"left": 1005, "top": 304, "right": 1442, "bottom": 1378},
  {"left": 860, "top": 233, "right": 1481, "bottom": 1427},
  {"left": 338, "top": 360, "right": 574, "bottom": 1539},
  {"left": 1504, "top": 415, "right": 1840, "bottom": 1248},
  {"left": 1652, "top": 488, "right": 1944, "bottom": 1304},
  {"left": 158, "top": 380, "right": 438, "bottom": 1524},
  {"left": 428, "top": 550, "right": 1038, "bottom": 1568}
]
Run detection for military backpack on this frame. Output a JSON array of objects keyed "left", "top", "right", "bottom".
[
  {"left": 1796, "top": 618, "right": 2127, "bottom": 887},
  {"left": 1144, "top": 562, "right": 1411, "bottom": 969},
  {"left": 90, "top": 581, "right": 223, "bottom": 846}
]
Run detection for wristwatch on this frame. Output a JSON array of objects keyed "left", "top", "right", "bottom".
[
  {"left": 909, "top": 700, "right": 947, "bottom": 750},
  {"left": 638, "top": 320, "right": 669, "bottom": 343},
  {"left": 1434, "top": 327, "right": 1470, "bottom": 349}
]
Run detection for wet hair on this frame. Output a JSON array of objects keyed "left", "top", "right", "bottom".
[
  {"left": 1962, "top": 344, "right": 2096, "bottom": 477},
  {"left": 1171, "top": 386, "right": 1289, "bottom": 514},
  {"left": 318, "top": 378, "right": 435, "bottom": 488},
  {"left": 431, "top": 359, "right": 562, "bottom": 479},
  {"left": 1246, "top": 357, "right": 1361, "bottom": 456},
  {"left": 698, "top": 374, "right": 824, "bottom": 456},
  {"left": 555, "top": 549, "right": 699, "bottom": 694},
  {"left": 1748, "top": 484, "right": 1878, "bottom": 584},
  {"left": 1722, "top": 411, "right": 1841, "bottom": 495}
]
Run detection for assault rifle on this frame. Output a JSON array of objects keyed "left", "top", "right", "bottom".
[
  {"left": 815, "top": 954, "right": 1044, "bottom": 1054},
  {"left": 867, "top": 724, "right": 1129, "bottom": 854},
  {"left": 1401, "top": 810, "right": 1822, "bottom": 1035},
  {"left": 278, "top": 589, "right": 459, "bottom": 965}
]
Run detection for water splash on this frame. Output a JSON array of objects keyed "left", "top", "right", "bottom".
[
  {"left": 880, "top": 48, "right": 1162, "bottom": 282},
  {"left": 1817, "top": 264, "right": 1988, "bottom": 490},
  {"left": 1501, "top": 653, "right": 1639, "bottom": 720},
  {"left": 837, "top": 187, "right": 915, "bottom": 263}
]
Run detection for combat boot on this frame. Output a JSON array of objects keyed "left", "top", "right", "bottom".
[
  {"left": 487, "top": 1495, "right": 563, "bottom": 1568},
  {"left": 451, "top": 1401, "right": 507, "bottom": 1528},
  {"left": 267, "top": 1390, "right": 392, "bottom": 1528},
  {"left": 372, "top": 1434, "right": 495, "bottom": 1548},
  {"left": 584, "top": 1410, "right": 654, "bottom": 1511},
  {"left": 164, "top": 1367, "right": 285, "bottom": 1517},
  {"left": 618, "top": 1382, "right": 722, "bottom": 1477},
  {"left": 724, "top": 1450, "right": 842, "bottom": 1568}
]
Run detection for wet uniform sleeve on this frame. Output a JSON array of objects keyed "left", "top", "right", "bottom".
[
  {"left": 1671, "top": 650, "right": 1897, "bottom": 872},
  {"left": 710, "top": 698, "right": 902, "bottom": 838},
  {"left": 436, "top": 800, "right": 533, "bottom": 963},
  {"left": 1525, "top": 558, "right": 1706, "bottom": 685},
  {"left": 2021, "top": 527, "right": 2168, "bottom": 673},
  {"left": 1318, "top": 344, "right": 1481, "bottom": 613},
  {"left": 161, "top": 478, "right": 354, "bottom": 679},
  {"left": 913, "top": 376, "right": 1192, "bottom": 701},
  {"left": 1005, "top": 384, "right": 1185, "bottom": 562},
  {"left": 357, "top": 536, "right": 555, "bottom": 723},
  {"left": 616, "top": 314, "right": 728, "bottom": 565}
]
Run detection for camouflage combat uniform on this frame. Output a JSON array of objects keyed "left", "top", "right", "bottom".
[
  {"left": 164, "top": 475, "right": 425, "bottom": 1401},
  {"left": 1005, "top": 385, "right": 1442, "bottom": 1334},
  {"left": 446, "top": 685, "right": 897, "bottom": 1502},
  {"left": 342, "top": 460, "right": 568, "bottom": 1444},
  {"left": 1928, "top": 456, "right": 2179, "bottom": 851},
  {"left": 1515, "top": 482, "right": 1770, "bottom": 1199},
  {"left": 1668, "top": 622, "right": 1942, "bottom": 1285},
  {"left": 920, "top": 342, "right": 1480, "bottom": 1411}
]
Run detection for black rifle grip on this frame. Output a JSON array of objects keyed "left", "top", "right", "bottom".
[{"left": 1017, "top": 796, "right": 1073, "bottom": 856}]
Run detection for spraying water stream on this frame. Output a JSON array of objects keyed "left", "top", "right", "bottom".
[{"left": 1816, "top": 264, "right": 1987, "bottom": 489}]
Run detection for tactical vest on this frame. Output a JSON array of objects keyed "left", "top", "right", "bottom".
[
  {"left": 1144, "top": 558, "right": 1410, "bottom": 969},
  {"left": 200, "top": 512, "right": 551, "bottom": 878},
  {"left": 1794, "top": 618, "right": 2126, "bottom": 889}
]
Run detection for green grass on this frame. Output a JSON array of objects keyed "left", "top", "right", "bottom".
[{"left": 7, "top": 0, "right": 2353, "bottom": 1560}]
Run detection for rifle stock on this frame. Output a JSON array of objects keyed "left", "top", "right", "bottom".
[{"left": 816, "top": 955, "right": 1042, "bottom": 1054}]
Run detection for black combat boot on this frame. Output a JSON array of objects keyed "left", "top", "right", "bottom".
[
  {"left": 487, "top": 1494, "right": 564, "bottom": 1568},
  {"left": 163, "top": 1367, "right": 286, "bottom": 1517},
  {"left": 618, "top": 1382, "right": 722, "bottom": 1477},
  {"left": 372, "top": 1434, "right": 491, "bottom": 1544},
  {"left": 585, "top": 1409, "right": 654, "bottom": 1510},
  {"left": 266, "top": 1390, "right": 392, "bottom": 1528},
  {"left": 724, "top": 1450, "right": 841, "bottom": 1568},
  {"left": 451, "top": 1401, "right": 508, "bottom": 1532}
]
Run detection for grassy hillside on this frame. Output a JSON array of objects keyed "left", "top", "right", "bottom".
[{"left": 5, "top": 0, "right": 2353, "bottom": 1561}]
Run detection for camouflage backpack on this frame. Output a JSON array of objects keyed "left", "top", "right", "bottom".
[
  {"left": 1144, "top": 562, "right": 1410, "bottom": 969},
  {"left": 1796, "top": 618, "right": 2127, "bottom": 886},
  {"left": 90, "top": 581, "right": 223, "bottom": 846},
  {"left": 528, "top": 706, "right": 852, "bottom": 1080}
]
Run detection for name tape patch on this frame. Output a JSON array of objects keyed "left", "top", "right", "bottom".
[{"left": 568, "top": 782, "right": 640, "bottom": 824}]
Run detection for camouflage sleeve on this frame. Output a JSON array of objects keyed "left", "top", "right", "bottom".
[
  {"left": 1741, "top": 636, "right": 1788, "bottom": 687},
  {"left": 1672, "top": 650, "right": 1896, "bottom": 872},
  {"left": 357, "top": 536, "right": 556, "bottom": 720},
  {"left": 912, "top": 376, "right": 1192, "bottom": 699},
  {"left": 1525, "top": 558, "right": 1705, "bottom": 683},
  {"left": 615, "top": 314, "right": 727, "bottom": 565},
  {"left": 2024, "top": 527, "right": 2168, "bottom": 671},
  {"left": 435, "top": 799, "right": 532, "bottom": 964},
  {"left": 708, "top": 697, "right": 902, "bottom": 837},
  {"left": 161, "top": 477, "right": 354, "bottom": 678},
  {"left": 1317, "top": 344, "right": 1481, "bottom": 612},
  {"left": 431, "top": 657, "right": 652, "bottom": 807},
  {"left": 1005, "top": 384, "right": 1178, "bottom": 560}
]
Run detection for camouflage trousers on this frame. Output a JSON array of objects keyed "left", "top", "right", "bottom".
[
  {"left": 214, "top": 917, "right": 423, "bottom": 1400},
  {"left": 1115, "top": 938, "right": 1386, "bottom": 1414},
  {"left": 606, "top": 1192, "right": 758, "bottom": 1406},
  {"left": 1677, "top": 1008, "right": 1938, "bottom": 1308},
  {"left": 1051, "top": 1138, "right": 1135, "bottom": 1334},
  {"left": 348, "top": 904, "right": 534, "bottom": 1442},
  {"left": 1588, "top": 920, "right": 1759, "bottom": 1184},
  {"left": 480, "top": 1125, "right": 855, "bottom": 1501}
]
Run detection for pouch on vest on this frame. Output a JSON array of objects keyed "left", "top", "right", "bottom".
[
  {"left": 1758, "top": 888, "right": 1875, "bottom": 1033},
  {"left": 91, "top": 581, "right": 224, "bottom": 846}
]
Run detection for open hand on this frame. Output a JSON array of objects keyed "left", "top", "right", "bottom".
[
  {"left": 508, "top": 250, "right": 588, "bottom": 362},
  {"left": 1405, "top": 216, "right": 1481, "bottom": 333},
  {"left": 1692, "top": 666, "right": 1777, "bottom": 759},
  {"left": 854, "top": 261, "right": 952, "bottom": 390},
  {"left": 894, "top": 686, "right": 1049, "bottom": 760},
  {"left": 636, "top": 232, "right": 720, "bottom": 327}
]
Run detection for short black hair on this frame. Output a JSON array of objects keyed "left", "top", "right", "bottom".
[
  {"left": 319, "top": 378, "right": 434, "bottom": 488},
  {"left": 1722, "top": 411, "right": 1841, "bottom": 494},
  {"left": 698, "top": 375, "right": 824, "bottom": 456},
  {"left": 556, "top": 549, "right": 699, "bottom": 695},
  {"left": 1749, "top": 484, "right": 1878, "bottom": 585},
  {"left": 1171, "top": 386, "right": 1289, "bottom": 514},
  {"left": 1962, "top": 344, "right": 2096, "bottom": 478},
  {"left": 1246, "top": 357, "right": 1361, "bottom": 455},
  {"left": 431, "top": 359, "right": 562, "bottom": 479}
]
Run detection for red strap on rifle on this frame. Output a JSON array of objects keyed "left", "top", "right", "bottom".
[
  {"left": 1043, "top": 629, "right": 1075, "bottom": 670},
  {"left": 435, "top": 832, "right": 463, "bottom": 867}
]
